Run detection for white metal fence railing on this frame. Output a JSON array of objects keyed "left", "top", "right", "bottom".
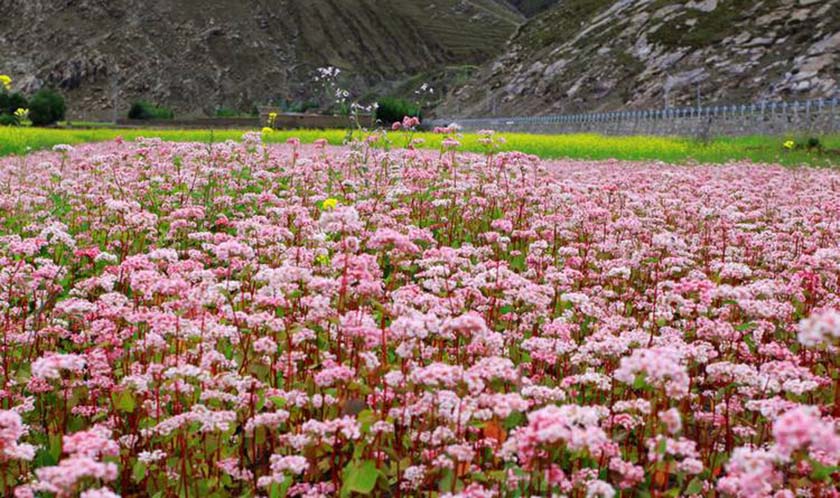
[{"left": 429, "top": 97, "right": 840, "bottom": 135}]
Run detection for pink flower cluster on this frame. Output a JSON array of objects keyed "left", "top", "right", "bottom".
[
  {"left": 0, "top": 410, "right": 36, "bottom": 461},
  {"left": 392, "top": 115, "right": 421, "bottom": 131}
]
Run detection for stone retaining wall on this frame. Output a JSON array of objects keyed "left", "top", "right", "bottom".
[
  {"left": 258, "top": 109, "right": 374, "bottom": 130},
  {"left": 116, "top": 118, "right": 259, "bottom": 129}
]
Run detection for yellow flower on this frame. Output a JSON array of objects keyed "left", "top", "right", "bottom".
[
  {"left": 261, "top": 127, "right": 274, "bottom": 134},
  {"left": 315, "top": 253, "right": 331, "bottom": 266},
  {"left": 322, "top": 198, "right": 339, "bottom": 210},
  {"left": 14, "top": 108, "right": 28, "bottom": 119},
  {"left": 783, "top": 140, "right": 795, "bottom": 150},
  {"left": 0, "top": 75, "right": 11, "bottom": 91}
]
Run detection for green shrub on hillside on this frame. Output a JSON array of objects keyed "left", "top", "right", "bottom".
[
  {"left": 0, "top": 114, "right": 18, "bottom": 126},
  {"left": 128, "top": 101, "right": 175, "bottom": 120},
  {"left": 375, "top": 97, "right": 421, "bottom": 125},
  {"left": 215, "top": 107, "right": 241, "bottom": 118},
  {"left": 28, "top": 89, "right": 65, "bottom": 126},
  {"left": 281, "top": 99, "right": 320, "bottom": 114},
  {"left": 0, "top": 92, "right": 28, "bottom": 116}
]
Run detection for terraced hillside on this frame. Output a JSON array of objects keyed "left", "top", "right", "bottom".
[
  {"left": 506, "top": 0, "right": 562, "bottom": 16},
  {"left": 0, "top": 0, "right": 522, "bottom": 118},
  {"left": 441, "top": 0, "right": 840, "bottom": 117}
]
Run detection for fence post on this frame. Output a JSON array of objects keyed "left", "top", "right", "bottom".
[
  {"left": 806, "top": 100, "right": 812, "bottom": 133},
  {"left": 782, "top": 101, "right": 788, "bottom": 122}
]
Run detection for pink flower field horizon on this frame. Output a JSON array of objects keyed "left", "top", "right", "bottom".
[{"left": 1, "top": 134, "right": 840, "bottom": 497}]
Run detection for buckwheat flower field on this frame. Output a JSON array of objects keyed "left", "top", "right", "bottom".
[{"left": 1, "top": 134, "right": 839, "bottom": 498}]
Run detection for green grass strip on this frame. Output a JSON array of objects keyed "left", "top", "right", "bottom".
[{"left": 1, "top": 127, "right": 837, "bottom": 167}]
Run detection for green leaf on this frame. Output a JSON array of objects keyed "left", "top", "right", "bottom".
[
  {"left": 743, "top": 333, "right": 756, "bottom": 352},
  {"left": 49, "top": 433, "right": 62, "bottom": 462},
  {"left": 438, "top": 468, "right": 454, "bottom": 493},
  {"left": 633, "top": 373, "right": 649, "bottom": 390},
  {"left": 357, "top": 409, "right": 377, "bottom": 427},
  {"left": 132, "top": 461, "right": 147, "bottom": 483},
  {"left": 503, "top": 411, "right": 525, "bottom": 430},
  {"left": 33, "top": 444, "right": 58, "bottom": 468},
  {"left": 270, "top": 396, "right": 287, "bottom": 409},
  {"left": 685, "top": 477, "right": 704, "bottom": 495},
  {"left": 341, "top": 460, "right": 380, "bottom": 496},
  {"left": 810, "top": 461, "right": 840, "bottom": 481},
  {"left": 255, "top": 426, "right": 267, "bottom": 446},
  {"left": 115, "top": 389, "right": 136, "bottom": 413}
]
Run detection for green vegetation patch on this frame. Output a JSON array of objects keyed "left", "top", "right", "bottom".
[
  {"left": 1, "top": 127, "right": 838, "bottom": 167},
  {"left": 649, "top": 0, "right": 761, "bottom": 49},
  {"left": 128, "top": 101, "right": 175, "bottom": 120},
  {"left": 520, "top": 0, "right": 615, "bottom": 49}
]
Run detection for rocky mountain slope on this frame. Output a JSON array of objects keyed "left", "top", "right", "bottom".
[
  {"left": 440, "top": 0, "right": 840, "bottom": 117},
  {"left": 0, "top": 0, "right": 522, "bottom": 119}
]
